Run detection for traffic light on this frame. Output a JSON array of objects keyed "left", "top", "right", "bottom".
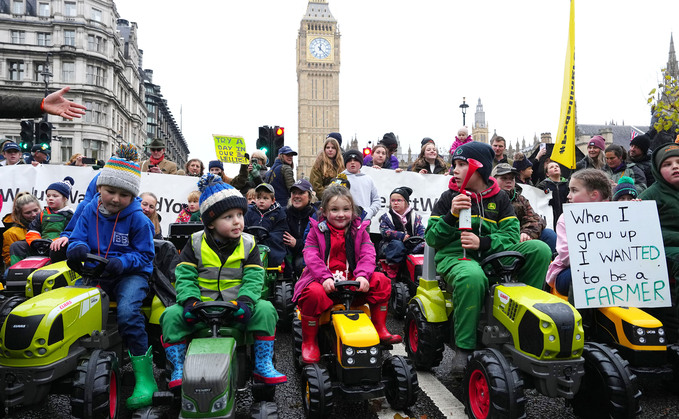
[
  {"left": 257, "top": 125, "right": 274, "bottom": 165},
  {"left": 272, "top": 126, "right": 284, "bottom": 157},
  {"left": 363, "top": 147, "right": 372, "bottom": 157},
  {"left": 19, "top": 120, "right": 34, "bottom": 152},
  {"left": 35, "top": 121, "right": 53, "bottom": 150}
]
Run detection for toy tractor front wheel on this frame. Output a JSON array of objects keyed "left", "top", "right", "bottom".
[
  {"left": 274, "top": 280, "right": 294, "bottom": 331},
  {"left": 571, "top": 342, "right": 641, "bottom": 419},
  {"left": 404, "top": 301, "right": 445, "bottom": 370},
  {"left": 71, "top": 349, "right": 121, "bottom": 419},
  {"left": 0, "top": 295, "right": 26, "bottom": 327},
  {"left": 463, "top": 348, "right": 526, "bottom": 419},
  {"left": 390, "top": 281, "right": 409, "bottom": 319},
  {"left": 302, "top": 363, "right": 333, "bottom": 419},
  {"left": 382, "top": 355, "right": 418, "bottom": 410},
  {"left": 250, "top": 400, "right": 278, "bottom": 419}
]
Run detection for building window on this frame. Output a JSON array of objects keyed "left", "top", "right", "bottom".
[
  {"left": 12, "top": 0, "right": 23, "bottom": 14},
  {"left": 34, "top": 62, "right": 45, "bottom": 81},
  {"left": 37, "top": 32, "right": 51, "bottom": 46},
  {"left": 38, "top": 2, "right": 50, "bottom": 17},
  {"left": 64, "top": 29, "right": 75, "bottom": 46},
  {"left": 64, "top": 1, "right": 76, "bottom": 17},
  {"left": 82, "top": 139, "right": 105, "bottom": 161},
  {"left": 87, "top": 34, "right": 105, "bottom": 52},
  {"left": 62, "top": 61, "right": 75, "bottom": 82},
  {"left": 11, "top": 30, "right": 25, "bottom": 44},
  {"left": 84, "top": 101, "right": 107, "bottom": 124},
  {"left": 86, "top": 64, "right": 106, "bottom": 87},
  {"left": 61, "top": 137, "right": 72, "bottom": 163},
  {"left": 91, "top": 8, "right": 101, "bottom": 22},
  {"left": 8, "top": 61, "right": 24, "bottom": 81}
]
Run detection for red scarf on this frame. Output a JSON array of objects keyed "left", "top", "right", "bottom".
[
  {"left": 149, "top": 155, "right": 164, "bottom": 166},
  {"left": 327, "top": 223, "right": 350, "bottom": 279}
]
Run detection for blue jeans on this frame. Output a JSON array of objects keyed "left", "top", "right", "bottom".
[
  {"left": 555, "top": 268, "right": 571, "bottom": 296},
  {"left": 77, "top": 274, "right": 150, "bottom": 356},
  {"left": 540, "top": 228, "right": 557, "bottom": 255}
]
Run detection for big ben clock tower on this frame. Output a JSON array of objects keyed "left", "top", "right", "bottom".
[{"left": 296, "top": 0, "right": 340, "bottom": 178}]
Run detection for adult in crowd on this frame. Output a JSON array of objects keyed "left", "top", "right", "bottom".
[
  {"left": 449, "top": 126, "right": 473, "bottom": 155},
  {"left": 603, "top": 144, "right": 646, "bottom": 194},
  {"left": 628, "top": 133, "right": 654, "bottom": 186},
  {"left": 0, "top": 86, "right": 86, "bottom": 120},
  {"left": 492, "top": 163, "right": 556, "bottom": 254},
  {"left": 310, "top": 136, "right": 344, "bottom": 199},
  {"left": 536, "top": 160, "right": 569, "bottom": 230},
  {"left": 207, "top": 160, "right": 232, "bottom": 183},
  {"left": 491, "top": 136, "right": 512, "bottom": 167},
  {"left": 512, "top": 152, "right": 533, "bottom": 185},
  {"left": 284, "top": 179, "right": 317, "bottom": 280},
  {"left": 140, "top": 192, "right": 163, "bottom": 239},
  {"left": 410, "top": 141, "right": 448, "bottom": 174},
  {"left": 184, "top": 158, "right": 204, "bottom": 177},
  {"left": 0, "top": 142, "right": 25, "bottom": 166},
  {"left": 231, "top": 150, "right": 267, "bottom": 195},
  {"left": 264, "top": 145, "right": 297, "bottom": 207},
  {"left": 26, "top": 145, "right": 50, "bottom": 166},
  {"left": 364, "top": 132, "right": 400, "bottom": 169},
  {"left": 141, "top": 138, "right": 178, "bottom": 174},
  {"left": 575, "top": 135, "right": 606, "bottom": 171},
  {"left": 529, "top": 145, "right": 549, "bottom": 184}
]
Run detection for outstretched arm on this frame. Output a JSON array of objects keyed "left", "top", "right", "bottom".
[{"left": 42, "top": 87, "right": 86, "bottom": 120}]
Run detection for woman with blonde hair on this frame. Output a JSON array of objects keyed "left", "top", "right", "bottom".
[
  {"left": 309, "top": 137, "right": 344, "bottom": 198},
  {"left": 139, "top": 192, "right": 163, "bottom": 239},
  {"left": 3, "top": 192, "right": 41, "bottom": 266},
  {"left": 410, "top": 142, "right": 448, "bottom": 174}
]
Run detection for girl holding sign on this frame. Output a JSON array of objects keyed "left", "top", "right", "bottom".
[{"left": 546, "top": 169, "right": 612, "bottom": 295}]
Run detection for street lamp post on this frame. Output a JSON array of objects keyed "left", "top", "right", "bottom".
[{"left": 459, "top": 97, "right": 469, "bottom": 126}]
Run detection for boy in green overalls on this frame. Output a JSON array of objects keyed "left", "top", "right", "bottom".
[{"left": 160, "top": 173, "right": 286, "bottom": 389}]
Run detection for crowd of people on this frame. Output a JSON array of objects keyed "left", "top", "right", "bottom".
[{"left": 2, "top": 87, "right": 679, "bottom": 409}]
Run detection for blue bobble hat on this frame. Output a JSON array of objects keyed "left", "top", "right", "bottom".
[
  {"left": 198, "top": 173, "right": 248, "bottom": 226},
  {"left": 613, "top": 176, "right": 637, "bottom": 201},
  {"left": 208, "top": 160, "right": 224, "bottom": 171},
  {"left": 47, "top": 176, "right": 75, "bottom": 198},
  {"left": 97, "top": 156, "right": 142, "bottom": 196}
]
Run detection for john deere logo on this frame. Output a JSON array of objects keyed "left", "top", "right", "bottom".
[
  {"left": 488, "top": 203, "right": 496, "bottom": 210},
  {"left": 455, "top": 148, "right": 463, "bottom": 155}
]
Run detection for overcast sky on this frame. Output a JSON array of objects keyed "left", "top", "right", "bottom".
[{"left": 114, "top": 0, "right": 677, "bottom": 173}]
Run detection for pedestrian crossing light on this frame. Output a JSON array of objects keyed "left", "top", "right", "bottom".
[
  {"left": 36, "top": 121, "right": 53, "bottom": 150},
  {"left": 273, "top": 126, "right": 284, "bottom": 156},
  {"left": 257, "top": 125, "right": 274, "bottom": 165},
  {"left": 20, "top": 120, "right": 34, "bottom": 151}
]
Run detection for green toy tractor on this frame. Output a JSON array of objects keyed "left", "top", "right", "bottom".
[
  {"left": 404, "top": 246, "right": 641, "bottom": 418},
  {"left": 292, "top": 280, "right": 419, "bottom": 419}
]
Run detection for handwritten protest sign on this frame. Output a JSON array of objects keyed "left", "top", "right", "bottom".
[
  {"left": 565, "top": 201, "right": 670, "bottom": 309},
  {"left": 213, "top": 135, "right": 248, "bottom": 164}
]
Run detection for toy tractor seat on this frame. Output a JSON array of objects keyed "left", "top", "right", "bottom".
[{"left": 146, "top": 239, "right": 180, "bottom": 308}]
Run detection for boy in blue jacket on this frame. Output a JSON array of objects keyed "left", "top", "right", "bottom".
[
  {"left": 66, "top": 155, "right": 158, "bottom": 410},
  {"left": 244, "top": 183, "right": 288, "bottom": 268}
]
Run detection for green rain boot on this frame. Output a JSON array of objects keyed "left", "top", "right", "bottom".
[{"left": 126, "top": 346, "right": 159, "bottom": 409}]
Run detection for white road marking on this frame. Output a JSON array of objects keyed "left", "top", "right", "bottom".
[{"left": 376, "top": 344, "right": 467, "bottom": 419}]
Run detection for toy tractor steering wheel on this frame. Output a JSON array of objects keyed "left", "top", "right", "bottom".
[
  {"left": 480, "top": 251, "right": 526, "bottom": 284},
  {"left": 333, "top": 280, "right": 362, "bottom": 310},
  {"left": 30, "top": 238, "right": 53, "bottom": 256},
  {"left": 191, "top": 301, "right": 240, "bottom": 337},
  {"left": 67, "top": 254, "right": 109, "bottom": 282},
  {"left": 245, "top": 226, "right": 270, "bottom": 242},
  {"left": 403, "top": 236, "right": 425, "bottom": 251}
]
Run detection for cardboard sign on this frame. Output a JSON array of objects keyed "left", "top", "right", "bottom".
[
  {"left": 564, "top": 201, "right": 670, "bottom": 308},
  {"left": 213, "top": 135, "right": 248, "bottom": 164}
]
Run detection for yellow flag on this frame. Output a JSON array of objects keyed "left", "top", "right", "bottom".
[{"left": 551, "top": 0, "right": 576, "bottom": 169}]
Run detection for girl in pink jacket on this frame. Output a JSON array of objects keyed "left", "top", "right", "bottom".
[
  {"left": 293, "top": 185, "right": 401, "bottom": 364},
  {"left": 449, "top": 126, "right": 473, "bottom": 154}
]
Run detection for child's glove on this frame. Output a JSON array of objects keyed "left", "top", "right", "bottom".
[
  {"left": 67, "top": 245, "right": 88, "bottom": 263},
  {"left": 183, "top": 298, "right": 200, "bottom": 325},
  {"left": 230, "top": 299, "right": 252, "bottom": 323},
  {"left": 104, "top": 258, "right": 124, "bottom": 276}
]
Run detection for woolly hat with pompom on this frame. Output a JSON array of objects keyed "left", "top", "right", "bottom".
[
  {"left": 613, "top": 176, "right": 637, "bottom": 201},
  {"left": 47, "top": 176, "right": 75, "bottom": 198},
  {"left": 197, "top": 173, "right": 248, "bottom": 226}
]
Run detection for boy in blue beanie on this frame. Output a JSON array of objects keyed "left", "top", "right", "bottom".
[
  {"left": 244, "top": 182, "right": 289, "bottom": 268},
  {"left": 160, "top": 174, "right": 286, "bottom": 389}
]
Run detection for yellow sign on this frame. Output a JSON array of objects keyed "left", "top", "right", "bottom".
[
  {"left": 551, "top": 0, "right": 576, "bottom": 169},
  {"left": 213, "top": 135, "right": 248, "bottom": 164}
]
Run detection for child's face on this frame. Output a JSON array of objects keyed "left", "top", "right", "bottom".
[
  {"left": 390, "top": 193, "right": 408, "bottom": 215},
  {"left": 98, "top": 185, "right": 133, "bottom": 214},
  {"left": 140, "top": 195, "right": 157, "bottom": 217},
  {"left": 290, "top": 189, "right": 310, "bottom": 209},
  {"left": 424, "top": 144, "right": 438, "bottom": 160},
  {"left": 209, "top": 167, "right": 222, "bottom": 176},
  {"left": 372, "top": 147, "right": 387, "bottom": 165},
  {"left": 255, "top": 193, "right": 275, "bottom": 211},
  {"left": 496, "top": 174, "right": 515, "bottom": 192},
  {"left": 46, "top": 190, "right": 68, "bottom": 210},
  {"left": 617, "top": 194, "right": 634, "bottom": 202},
  {"left": 660, "top": 156, "right": 679, "bottom": 188},
  {"left": 209, "top": 208, "right": 244, "bottom": 240},
  {"left": 547, "top": 163, "right": 561, "bottom": 178},
  {"left": 568, "top": 178, "right": 599, "bottom": 203},
  {"left": 520, "top": 166, "right": 533, "bottom": 179},
  {"left": 453, "top": 160, "right": 484, "bottom": 191},
  {"left": 188, "top": 199, "right": 200, "bottom": 213},
  {"left": 324, "top": 143, "right": 337, "bottom": 159},
  {"left": 323, "top": 196, "right": 353, "bottom": 230},
  {"left": 345, "top": 160, "right": 361, "bottom": 174},
  {"left": 21, "top": 202, "right": 41, "bottom": 222}
]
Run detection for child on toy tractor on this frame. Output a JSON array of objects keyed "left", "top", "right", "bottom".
[
  {"left": 293, "top": 184, "right": 402, "bottom": 364},
  {"left": 65, "top": 155, "right": 160, "bottom": 410},
  {"left": 426, "top": 142, "right": 552, "bottom": 374},
  {"left": 244, "top": 183, "right": 288, "bottom": 271},
  {"left": 159, "top": 174, "right": 286, "bottom": 389}
]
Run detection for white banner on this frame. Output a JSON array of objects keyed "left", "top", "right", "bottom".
[{"left": 564, "top": 201, "right": 670, "bottom": 309}]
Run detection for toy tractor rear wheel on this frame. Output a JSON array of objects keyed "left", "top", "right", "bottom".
[
  {"left": 274, "top": 280, "right": 294, "bottom": 331},
  {"left": 302, "top": 363, "right": 333, "bottom": 419},
  {"left": 250, "top": 400, "right": 278, "bottom": 419},
  {"left": 292, "top": 316, "right": 303, "bottom": 370},
  {"left": 463, "top": 348, "right": 526, "bottom": 419},
  {"left": 571, "top": 342, "right": 641, "bottom": 419},
  {"left": 404, "top": 301, "right": 445, "bottom": 370},
  {"left": 390, "top": 281, "right": 409, "bottom": 319},
  {"left": 382, "top": 355, "right": 418, "bottom": 410},
  {"left": 71, "top": 349, "right": 121, "bottom": 419}
]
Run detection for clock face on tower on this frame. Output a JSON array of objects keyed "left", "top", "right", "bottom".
[{"left": 309, "top": 37, "right": 331, "bottom": 60}]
